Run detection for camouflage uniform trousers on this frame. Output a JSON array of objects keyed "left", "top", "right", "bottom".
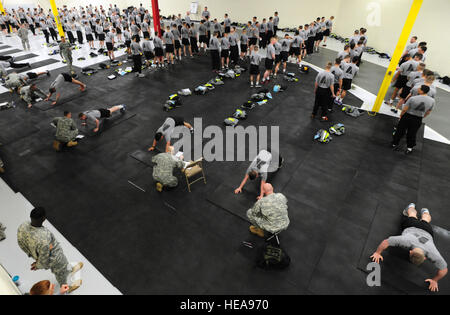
[
  {"left": 153, "top": 173, "right": 179, "bottom": 188},
  {"left": 63, "top": 52, "right": 74, "bottom": 73},
  {"left": 48, "top": 245, "right": 71, "bottom": 286}
]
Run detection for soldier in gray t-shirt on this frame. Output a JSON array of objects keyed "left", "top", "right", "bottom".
[
  {"left": 79, "top": 105, "right": 125, "bottom": 133},
  {"left": 392, "top": 85, "right": 435, "bottom": 152},
  {"left": 371, "top": 203, "right": 447, "bottom": 292},
  {"left": 235, "top": 149, "right": 284, "bottom": 200}
]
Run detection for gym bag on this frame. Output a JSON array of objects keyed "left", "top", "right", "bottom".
[
  {"left": 256, "top": 244, "right": 291, "bottom": 270},
  {"left": 232, "top": 109, "right": 247, "bottom": 120},
  {"left": 329, "top": 123, "right": 345, "bottom": 136},
  {"left": 314, "top": 129, "right": 332, "bottom": 143},
  {"left": 224, "top": 117, "right": 239, "bottom": 127}
]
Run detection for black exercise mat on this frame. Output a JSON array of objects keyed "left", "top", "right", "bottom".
[
  {"left": 13, "top": 53, "right": 38, "bottom": 62},
  {"left": 0, "top": 45, "right": 11, "bottom": 50},
  {"left": 1, "top": 49, "right": 22, "bottom": 55},
  {"left": 0, "top": 122, "right": 40, "bottom": 145},
  {"left": 6, "top": 58, "right": 60, "bottom": 75},
  {"left": 357, "top": 203, "right": 450, "bottom": 294},
  {"left": 206, "top": 183, "right": 256, "bottom": 222},
  {"left": 129, "top": 148, "right": 165, "bottom": 167},
  {"left": 33, "top": 91, "right": 88, "bottom": 111}
]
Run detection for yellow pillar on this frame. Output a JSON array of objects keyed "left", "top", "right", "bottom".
[
  {"left": 0, "top": 0, "right": 12, "bottom": 33},
  {"left": 371, "top": 0, "right": 423, "bottom": 112},
  {"left": 49, "top": 0, "right": 65, "bottom": 38}
]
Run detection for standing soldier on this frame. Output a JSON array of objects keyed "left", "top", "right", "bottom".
[
  {"left": 17, "top": 23, "right": 31, "bottom": 50},
  {"left": 17, "top": 207, "right": 83, "bottom": 293},
  {"left": 59, "top": 37, "right": 74, "bottom": 75}
]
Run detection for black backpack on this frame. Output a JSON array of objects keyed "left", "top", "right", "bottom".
[
  {"left": 256, "top": 244, "right": 291, "bottom": 270},
  {"left": 440, "top": 76, "right": 450, "bottom": 86}
]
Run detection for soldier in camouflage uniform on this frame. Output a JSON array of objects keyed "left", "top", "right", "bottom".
[
  {"left": 4, "top": 72, "right": 27, "bottom": 92},
  {"left": 17, "top": 207, "right": 83, "bottom": 292},
  {"left": 152, "top": 147, "right": 185, "bottom": 192},
  {"left": 59, "top": 36, "right": 74, "bottom": 74},
  {"left": 247, "top": 183, "right": 290, "bottom": 237},
  {"left": 52, "top": 111, "right": 79, "bottom": 147},
  {"left": 20, "top": 84, "right": 47, "bottom": 108}
]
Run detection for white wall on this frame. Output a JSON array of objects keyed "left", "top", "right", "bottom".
[
  {"left": 333, "top": 0, "right": 450, "bottom": 75},
  {"left": 158, "top": 0, "right": 341, "bottom": 28}
]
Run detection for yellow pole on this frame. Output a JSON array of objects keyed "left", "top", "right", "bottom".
[
  {"left": 0, "top": 0, "right": 11, "bottom": 33},
  {"left": 371, "top": 0, "right": 423, "bottom": 112},
  {"left": 49, "top": 0, "right": 65, "bottom": 38}
]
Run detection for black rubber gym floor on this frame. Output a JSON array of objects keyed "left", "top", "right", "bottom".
[{"left": 1, "top": 53, "right": 449, "bottom": 295}]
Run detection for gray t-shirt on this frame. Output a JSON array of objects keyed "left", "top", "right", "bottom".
[
  {"left": 163, "top": 31, "right": 174, "bottom": 45},
  {"left": 400, "top": 59, "right": 418, "bottom": 76},
  {"left": 280, "top": 38, "right": 291, "bottom": 52},
  {"left": 250, "top": 50, "right": 261, "bottom": 65},
  {"left": 198, "top": 24, "right": 207, "bottom": 35},
  {"left": 50, "top": 73, "right": 66, "bottom": 90},
  {"left": 411, "top": 85, "right": 437, "bottom": 99},
  {"left": 247, "top": 150, "right": 277, "bottom": 181},
  {"left": 342, "top": 62, "right": 359, "bottom": 79},
  {"left": 84, "top": 110, "right": 101, "bottom": 125},
  {"left": 157, "top": 117, "right": 176, "bottom": 142},
  {"left": 404, "top": 94, "right": 435, "bottom": 117},
  {"left": 388, "top": 227, "right": 446, "bottom": 270},
  {"left": 266, "top": 44, "right": 275, "bottom": 60},
  {"left": 330, "top": 66, "right": 344, "bottom": 84},
  {"left": 316, "top": 70, "right": 334, "bottom": 88},
  {"left": 220, "top": 37, "right": 230, "bottom": 50},
  {"left": 406, "top": 71, "right": 423, "bottom": 88},
  {"left": 130, "top": 41, "right": 142, "bottom": 55},
  {"left": 209, "top": 37, "right": 220, "bottom": 50}
]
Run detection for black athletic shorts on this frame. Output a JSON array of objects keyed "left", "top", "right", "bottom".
[
  {"left": 174, "top": 40, "right": 181, "bottom": 49},
  {"left": 182, "top": 38, "right": 190, "bottom": 46},
  {"left": 281, "top": 51, "right": 289, "bottom": 62},
  {"left": 125, "top": 40, "right": 131, "bottom": 48},
  {"left": 143, "top": 31, "right": 149, "bottom": 39},
  {"left": 225, "top": 26, "right": 230, "bottom": 34},
  {"left": 155, "top": 47, "right": 164, "bottom": 57},
  {"left": 323, "top": 29, "right": 331, "bottom": 36},
  {"left": 274, "top": 54, "right": 281, "bottom": 64},
  {"left": 317, "top": 32, "right": 324, "bottom": 41},
  {"left": 249, "top": 38, "right": 257, "bottom": 46},
  {"left": 86, "top": 34, "right": 94, "bottom": 41},
  {"left": 265, "top": 58, "right": 273, "bottom": 70},
  {"left": 250, "top": 64, "right": 260, "bottom": 75},
  {"left": 133, "top": 34, "right": 140, "bottom": 42},
  {"left": 199, "top": 35, "right": 207, "bottom": 43},
  {"left": 334, "top": 83, "right": 340, "bottom": 93},
  {"left": 26, "top": 72, "right": 37, "bottom": 79},
  {"left": 401, "top": 216, "right": 434, "bottom": 237},
  {"left": 0, "top": 24, "right": 6, "bottom": 30},
  {"left": 165, "top": 44, "right": 174, "bottom": 53},
  {"left": 99, "top": 33, "right": 105, "bottom": 41},
  {"left": 400, "top": 85, "right": 412, "bottom": 99},
  {"left": 394, "top": 75, "right": 408, "bottom": 89},
  {"left": 221, "top": 49, "right": 229, "bottom": 58},
  {"left": 106, "top": 42, "right": 114, "bottom": 51},
  {"left": 342, "top": 78, "right": 352, "bottom": 91},
  {"left": 240, "top": 44, "right": 248, "bottom": 53},
  {"left": 170, "top": 116, "right": 184, "bottom": 127},
  {"left": 116, "top": 28, "right": 122, "bottom": 34},
  {"left": 144, "top": 51, "right": 154, "bottom": 60},
  {"left": 62, "top": 73, "right": 73, "bottom": 82},
  {"left": 293, "top": 47, "right": 300, "bottom": 56},
  {"left": 98, "top": 108, "right": 111, "bottom": 118}
]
